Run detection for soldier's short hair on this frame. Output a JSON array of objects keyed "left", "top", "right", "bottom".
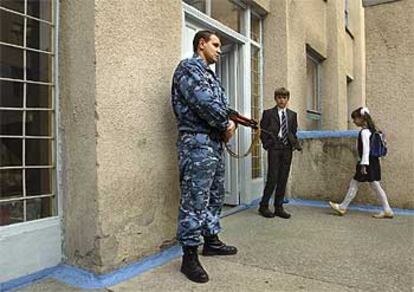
[
  {"left": 274, "top": 87, "right": 290, "bottom": 99},
  {"left": 193, "top": 30, "right": 217, "bottom": 53}
]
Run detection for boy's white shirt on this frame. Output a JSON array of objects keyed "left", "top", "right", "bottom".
[{"left": 360, "top": 129, "right": 371, "bottom": 165}]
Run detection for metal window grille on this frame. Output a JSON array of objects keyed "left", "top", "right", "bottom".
[{"left": 0, "top": 0, "right": 57, "bottom": 226}]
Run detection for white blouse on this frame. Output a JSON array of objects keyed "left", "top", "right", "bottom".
[{"left": 360, "top": 129, "right": 371, "bottom": 165}]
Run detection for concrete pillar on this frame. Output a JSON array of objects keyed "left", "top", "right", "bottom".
[{"left": 60, "top": 0, "right": 182, "bottom": 273}]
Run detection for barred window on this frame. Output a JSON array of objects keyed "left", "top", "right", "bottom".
[{"left": 0, "top": 0, "right": 57, "bottom": 226}]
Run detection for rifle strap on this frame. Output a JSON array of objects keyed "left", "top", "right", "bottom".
[{"left": 224, "top": 128, "right": 263, "bottom": 159}]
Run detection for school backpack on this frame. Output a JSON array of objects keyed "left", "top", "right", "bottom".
[{"left": 370, "top": 130, "right": 388, "bottom": 157}]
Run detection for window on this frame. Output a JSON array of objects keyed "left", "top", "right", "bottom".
[
  {"left": 184, "top": 0, "right": 246, "bottom": 34},
  {"left": 306, "top": 46, "right": 324, "bottom": 130},
  {"left": 0, "top": 0, "right": 57, "bottom": 226}
]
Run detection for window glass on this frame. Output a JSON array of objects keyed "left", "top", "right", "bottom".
[
  {"left": 0, "top": 139, "right": 22, "bottom": 166},
  {"left": 251, "top": 46, "right": 261, "bottom": 178},
  {"left": 0, "top": 169, "right": 23, "bottom": 198},
  {"left": 183, "top": 0, "right": 207, "bottom": 13},
  {"left": 0, "top": 0, "right": 24, "bottom": 13},
  {"left": 0, "top": 80, "right": 23, "bottom": 107},
  {"left": 27, "top": 51, "right": 52, "bottom": 82},
  {"left": 0, "top": 0, "right": 56, "bottom": 226},
  {"left": 0, "top": 45, "right": 24, "bottom": 79},
  {"left": 26, "top": 139, "right": 52, "bottom": 165},
  {"left": 26, "top": 110, "right": 52, "bottom": 136},
  {"left": 0, "top": 9, "right": 24, "bottom": 46},
  {"left": 27, "top": 18, "right": 52, "bottom": 51},
  {"left": 0, "top": 110, "right": 23, "bottom": 135},
  {"left": 306, "top": 55, "right": 321, "bottom": 130},
  {"left": 251, "top": 13, "right": 260, "bottom": 42},
  {"left": 27, "top": 84, "right": 52, "bottom": 108},
  {"left": 0, "top": 200, "right": 23, "bottom": 226},
  {"left": 27, "top": 0, "right": 52, "bottom": 21},
  {"left": 211, "top": 0, "right": 244, "bottom": 34}
]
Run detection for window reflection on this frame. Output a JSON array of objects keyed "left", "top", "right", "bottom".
[
  {"left": 26, "top": 110, "right": 52, "bottom": 136},
  {"left": 211, "top": 0, "right": 244, "bottom": 34},
  {"left": 27, "top": 18, "right": 52, "bottom": 51},
  {"left": 0, "top": 0, "right": 24, "bottom": 13},
  {"left": 0, "top": 110, "right": 22, "bottom": 135},
  {"left": 26, "top": 196, "right": 54, "bottom": 221},
  {"left": 0, "top": 45, "right": 23, "bottom": 79},
  {"left": 0, "top": 139, "right": 22, "bottom": 166},
  {"left": 26, "top": 139, "right": 52, "bottom": 165},
  {"left": 26, "top": 168, "right": 52, "bottom": 195},
  {"left": 0, "top": 200, "right": 23, "bottom": 226},
  {"left": 27, "top": 0, "right": 52, "bottom": 21},
  {"left": 0, "top": 80, "right": 23, "bottom": 107},
  {"left": 0, "top": 169, "right": 23, "bottom": 198},
  {"left": 251, "top": 46, "right": 261, "bottom": 178},
  {"left": 251, "top": 13, "right": 260, "bottom": 42},
  {"left": 183, "top": 0, "right": 207, "bottom": 13},
  {"left": 0, "top": 9, "right": 24, "bottom": 46},
  {"left": 27, "top": 50, "right": 52, "bottom": 82},
  {"left": 27, "top": 84, "right": 52, "bottom": 108}
]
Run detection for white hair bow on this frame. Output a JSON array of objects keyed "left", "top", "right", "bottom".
[{"left": 360, "top": 107, "right": 370, "bottom": 116}]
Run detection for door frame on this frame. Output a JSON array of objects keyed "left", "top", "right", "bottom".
[{"left": 182, "top": 3, "right": 264, "bottom": 205}]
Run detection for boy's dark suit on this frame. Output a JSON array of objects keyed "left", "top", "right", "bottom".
[{"left": 259, "top": 106, "right": 300, "bottom": 213}]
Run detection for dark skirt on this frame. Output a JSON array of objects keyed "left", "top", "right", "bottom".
[{"left": 353, "top": 156, "right": 381, "bottom": 182}]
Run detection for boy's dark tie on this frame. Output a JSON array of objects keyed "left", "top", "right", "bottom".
[{"left": 281, "top": 111, "right": 289, "bottom": 145}]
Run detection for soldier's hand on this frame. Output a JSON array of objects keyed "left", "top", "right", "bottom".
[{"left": 223, "top": 120, "right": 236, "bottom": 142}]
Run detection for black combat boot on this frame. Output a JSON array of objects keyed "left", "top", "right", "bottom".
[
  {"left": 202, "top": 234, "right": 238, "bottom": 256},
  {"left": 180, "top": 246, "right": 209, "bottom": 283}
]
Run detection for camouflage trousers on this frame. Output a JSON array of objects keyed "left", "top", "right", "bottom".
[{"left": 176, "top": 133, "right": 225, "bottom": 247}]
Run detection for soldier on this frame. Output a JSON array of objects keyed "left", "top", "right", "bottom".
[{"left": 171, "top": 30, "right": 237, "bottom": 283}]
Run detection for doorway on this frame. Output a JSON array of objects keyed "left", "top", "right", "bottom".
[{"left": 182, "top": 21, "right": 241, "bottom": 205}]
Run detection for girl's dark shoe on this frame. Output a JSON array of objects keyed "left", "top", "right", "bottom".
[
  {"left": 202, "top": 234, "right": 238, "bottom": 256},
  {"left": 181, "top": 246, "right": 209, "bottom": 283}
]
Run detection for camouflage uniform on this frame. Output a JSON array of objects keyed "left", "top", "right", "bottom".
[{"left": 171, "top": 54, "right": 229, "bottom": 247}]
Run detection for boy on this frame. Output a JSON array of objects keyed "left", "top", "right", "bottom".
[{"left": 259, "top": 87, "right": 301, "bottom": 219}]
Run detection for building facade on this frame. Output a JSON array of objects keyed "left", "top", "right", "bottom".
[
  {"left": 2, "top": 0, "right": 399, "bottom": 284},
  {"left": 363, "top": 0, "right": 414, "bottom": 209}
]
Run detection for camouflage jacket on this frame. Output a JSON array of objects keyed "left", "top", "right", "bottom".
[{"left": 171, "top": 54, "right": 229, "bottom": 135}]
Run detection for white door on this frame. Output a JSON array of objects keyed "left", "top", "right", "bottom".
[
  {"left": 216, "top": 45, "right": 240, "bottom": 205},
  {"left": 182, "top": 23, "right": 240, "bottom": 205}
]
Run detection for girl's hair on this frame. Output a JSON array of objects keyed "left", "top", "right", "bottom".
[{"left": 351, "top": 107, "right": 376, "bottom": 131}]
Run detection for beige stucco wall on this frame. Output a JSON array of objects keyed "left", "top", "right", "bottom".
[
  {"left": 60, "top": 0, "right": 182, "bottom": 273},
  {"left": 263, "top": 0, "right": 365, "bottom": 131},
  {"left": 289, "top": 136, "right": 376, "bottom": 205},
  {"left": 365, "top": 0, "right": 414, "bottom": 208}
]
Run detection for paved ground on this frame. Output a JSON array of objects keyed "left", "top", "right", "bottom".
[{"left": 15, "top": 205, "right": 414, "bottom": 292}]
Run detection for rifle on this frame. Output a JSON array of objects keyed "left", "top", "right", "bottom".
[
  {"left": 228, "top": 108, "right": 258, "bottom": 130},
  {"left": 223, "top": 108, "right": 260, "bottom": 158},
  {"left": 224, "top": 108, "right": 302, "bottom": 157}
]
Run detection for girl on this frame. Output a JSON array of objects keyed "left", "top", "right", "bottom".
[{"left": 329, "top": 107, "right": 394, "bottom": 219}]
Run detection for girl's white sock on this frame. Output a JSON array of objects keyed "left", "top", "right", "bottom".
[
  {"left": 370, "top": 181, "right": 392, "bottom": 213},
  {"left": 340, "top": 179, "right": 359, "bottom": 209}
]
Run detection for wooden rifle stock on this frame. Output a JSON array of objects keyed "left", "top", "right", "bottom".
[{"left": 228, "top": 108, "right": 258, "bottom": 129}]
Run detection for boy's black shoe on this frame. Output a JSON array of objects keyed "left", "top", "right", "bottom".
[
  {"left": 274, "top": 207, "right": 291, "bottom": 219},
  {"left": 202, "top": 234, "right": 238, "bottom": 256},
  {"left": 258, "top": 206, "right": 275, "bottom": 218},
  {"left": 181, "top": 246, "right": 209, "bottom": 283}
]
